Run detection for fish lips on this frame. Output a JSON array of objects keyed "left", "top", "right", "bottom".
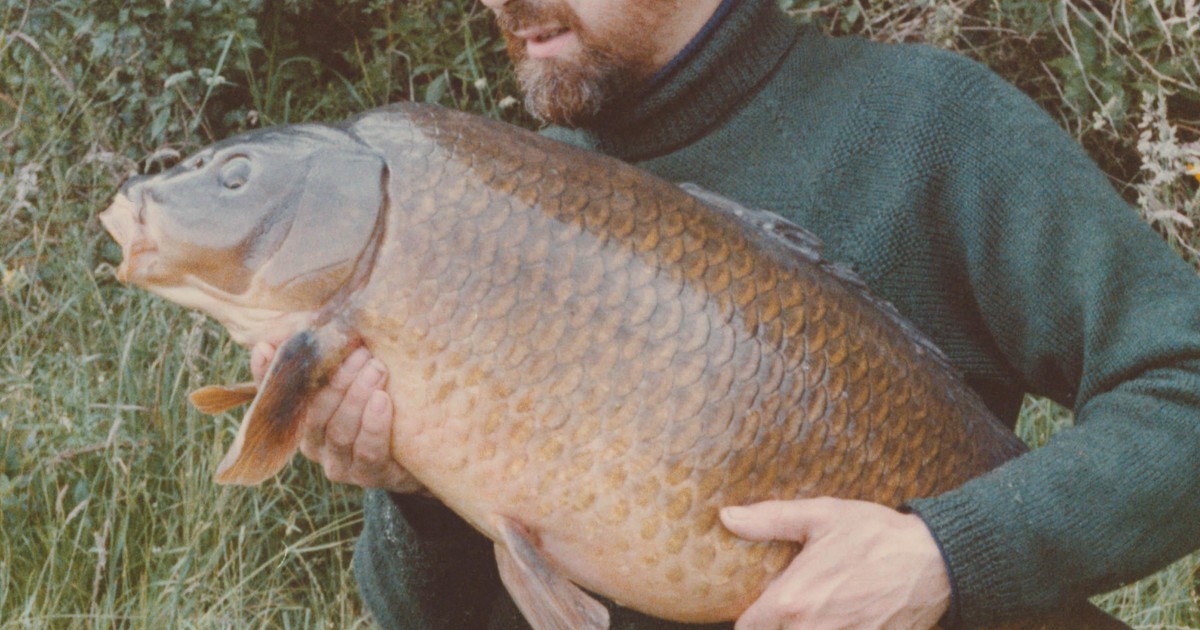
[
  {"left": 99, "top": 187, "right": 161, "bottom": 285},
  {"left": 99, "top": 174, "right": 208, "bottom": 288}
]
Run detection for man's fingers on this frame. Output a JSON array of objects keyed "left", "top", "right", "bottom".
[
  {"left": 260, "top": 344, "right": 408, "bottom": 492},
  {"left": 348, "top": 391, "right": 419, "bottom": 490},
  {"left": 324, "top": 358, "right": 387, "bottom": 452},
  {"left": 728, "top": 499, "right": 950, "bottom": 630},
  {"left": 351, "top": 391, "right": 393, "bottom": 467},
  {"left": 721, "top": 498, "right": 838, "bottom": 543},
  {"left": 299, "top": 348, "right": 372, "bottom": 455},
  {"left": 734, "top": 586, "right": 786, "bottom": 630},
  {"left": 250, "top": 342, "right": 275, "bottom": 384},
  {"left": 733, "top": 558, "right": 826, "bottom": 630},
  {"left": 322, "top": 453, "right": 352, "bottom": 485}
]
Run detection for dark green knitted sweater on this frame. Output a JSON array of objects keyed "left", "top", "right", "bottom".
[{"left": 355, "top": 1, "right": 1200, "bottom": 627}]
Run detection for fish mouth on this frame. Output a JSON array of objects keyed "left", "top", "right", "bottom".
[
  {"left": 98, "top": 193, "right": 159, "bottom": 284},
  {"left": 97, "top": 191, "right": 310, "bottom": 345}
]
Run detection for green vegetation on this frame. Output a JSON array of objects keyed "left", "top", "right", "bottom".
[{"left": 2, "top": 1, "right": 1197, "bottom": 627}]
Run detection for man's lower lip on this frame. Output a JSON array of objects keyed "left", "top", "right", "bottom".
[{"left": 525, "top": 30, "right": 575, "bottom": 59}]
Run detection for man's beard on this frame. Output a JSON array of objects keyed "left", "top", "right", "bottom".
[
  {"left": 514, "top": 46, "right": 636, "bottom": 128},
  {"left": 496, "top": 1, "right": 662, "bottom": 128}
]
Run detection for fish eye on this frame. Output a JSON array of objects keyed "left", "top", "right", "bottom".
[{"left": 219, "top": 157, "right": 252, "bottom": 190}]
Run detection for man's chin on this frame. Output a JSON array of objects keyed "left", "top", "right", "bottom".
[
  {"left": 523, "top": 94, "right": 604, "bottom": 128},
  {"left": 516, "top": 58, "right": 613, "bottom": 128}
]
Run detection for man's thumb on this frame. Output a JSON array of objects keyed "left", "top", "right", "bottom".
[{"left": 720, "top": 499, "right": 828, "bottom": 543}]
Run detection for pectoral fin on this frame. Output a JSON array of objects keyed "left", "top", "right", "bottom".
[
  {"left": 189, "top": 382, "right": 258, "bottom": 414},
  {"left": 214, "top": 326, "right": 353, "bottom": 485},
  {"left": 492, "top": 516, "right": 609, "bottom": 630}
]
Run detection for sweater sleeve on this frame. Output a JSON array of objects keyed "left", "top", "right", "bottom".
[{"left": 902, "top": 57, "right": 1200, "bottom": 627}]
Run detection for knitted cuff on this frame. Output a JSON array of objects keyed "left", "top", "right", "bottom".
[
  {"left": 898, "top": 502, "right": 961, "bottom": 628},
  {"left": 904, "top": 490, "right": 1024, "bottom": 628}
]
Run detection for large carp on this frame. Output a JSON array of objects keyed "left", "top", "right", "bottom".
[{"left": 99, "top": 103, "right": 1125, "bottom": 629}]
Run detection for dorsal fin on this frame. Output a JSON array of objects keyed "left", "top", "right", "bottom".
[{"left": 679, "top": 183, "right": 958, "bottom": 376}]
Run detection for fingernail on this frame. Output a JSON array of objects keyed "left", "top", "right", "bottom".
[{"left": 721, "top": 506, "right": 748, "bottom": 522}]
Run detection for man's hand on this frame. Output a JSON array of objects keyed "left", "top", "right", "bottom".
[
  {"left": 720, "top": 497, "right": 950, "bottom": 630},
  {"left": 251, "top": 342, "right": 423, "bottom": 493}
]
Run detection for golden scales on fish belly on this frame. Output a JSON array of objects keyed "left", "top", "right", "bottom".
[{"left": 99, "top": 102, "right": 1129, "bottom": 630}]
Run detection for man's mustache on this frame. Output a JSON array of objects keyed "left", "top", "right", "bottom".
[{"left": 492, "top": 0, "right": 578, "bottom": 36}]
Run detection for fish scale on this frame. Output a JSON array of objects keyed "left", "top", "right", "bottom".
[{"left": 100, "top": 102, "right": 1127, "bottom": 629}]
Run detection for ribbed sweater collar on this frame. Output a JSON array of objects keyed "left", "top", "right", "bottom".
[{"left": 583, "top": 0, "right": 799, "bottom": 161}]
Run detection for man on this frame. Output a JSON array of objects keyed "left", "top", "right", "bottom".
[{"left": 251, "top": 0, "right": 1200, "bottom": 627}]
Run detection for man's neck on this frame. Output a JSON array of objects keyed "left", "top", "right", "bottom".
[
  {"left": 648, "top": 0, "right": 727, "bottom": 70},
  {"left": 648, "top": 0, "right": 738, "bottom": 88},
  {"left": 579, "top": 0, "right": 798, "bottom": 162}
]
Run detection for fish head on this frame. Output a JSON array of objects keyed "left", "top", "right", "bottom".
[{"left": 99, "top": 124, "right": 387, "bottom": 344}]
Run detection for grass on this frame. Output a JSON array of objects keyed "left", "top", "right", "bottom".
[
  {"left": 2, "top": 1, "right": 1198, "bottom": 628},
  {"left": 1, "top": 184, "right": 372, "bottom": 627}
]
